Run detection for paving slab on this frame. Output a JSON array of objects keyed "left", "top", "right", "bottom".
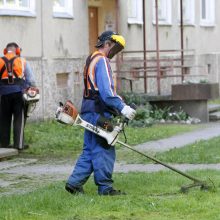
[
  {"left": 209, "top": 111, "right": 220, "bottom": 121},
  {"left": 1, "top": 162, "right": 220, "bottom": 177},
  {"left": 0, "top": 148, "right": 18, "bottom": 159},
  {"left": 0, "top": 158, "right": 38, "bottom": 171},
  {"left": 208, "top": 104, "right": 220, "bottom": 113},
  {"left": 114, "top": 163, "right": 220, "bottom": 173}
]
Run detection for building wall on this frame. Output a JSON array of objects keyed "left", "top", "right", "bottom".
[
  {"left": 118, "top": 0, "right": 220, "bottom": 53},
  {"left": 0, "top": 0, "right": 89, "bottom": 120},
  {"left": 117, "top": 0, "right": 220, "bottom": 95},
  {"left": 1, "top": 0, "right": 220, "bottom": 120}
]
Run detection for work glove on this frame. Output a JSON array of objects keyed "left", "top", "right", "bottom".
[{"left": 121, "top": 105, "right": 136, "bottom": 120}]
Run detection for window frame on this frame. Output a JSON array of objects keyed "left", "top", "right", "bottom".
[
  {"left": 200, "top": 0, "right": 215, "bottom": 27},
  {"left": 0, "top": 0, "right": 36, "bottom": 17},
  {"left": 178, "top": 0, "right": 195, "bottom": 26},
  {"left": 152, "top": 0, "right": 172, "bottom": 26},
  {"left": 127, "top": 0, "right": 143, "bottom": 25},
  {"left": 53, "top": 0, "right": 74, "bottom": 19}
]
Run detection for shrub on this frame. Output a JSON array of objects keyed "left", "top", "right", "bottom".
[{"left": 120, "top": 92, "right": 192, "bottom": 127}]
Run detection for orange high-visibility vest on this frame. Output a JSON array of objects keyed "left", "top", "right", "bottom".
[
  {"left": 83, "top": 51, "right": 104, "bottom": 98},
  {"left": 0, "top": 53, "right": 26, "bottom": 84}
]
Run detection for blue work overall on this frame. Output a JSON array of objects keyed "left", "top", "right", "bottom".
[{"left": 67, "top": 52, "right": 125, "bottom": 194}]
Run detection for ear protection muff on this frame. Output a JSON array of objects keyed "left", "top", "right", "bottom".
[
  {"left": 3, "top": 48, "right": 7, "bottom": 55},
  {"left": 15, "top": 47, "right": 21, "bottom": 56},
  {"left": 3, "top": 46, "right": 21, "bottom": 56}
]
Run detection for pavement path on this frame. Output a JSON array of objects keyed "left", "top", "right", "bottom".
[
  {"left": 134, "top": 122, "right": 220, "bottom": 152},
  {"left": 1, "top": 122, "right": 220, "bottom": 195},
  {"left": 1, "top": 159, "right": 220, "bottom": 176}
]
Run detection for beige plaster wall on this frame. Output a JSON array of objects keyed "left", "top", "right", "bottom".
[{"left": 0, "top": 0, "right": 89, "bottom": 119}]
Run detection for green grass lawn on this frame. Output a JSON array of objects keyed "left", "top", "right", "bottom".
[
  {"left": 24, "top": 120, "right": 84, "bottom": 158},
  {"left": 0, "top": 170, "right": 219, "bottom": 220},
  {"left": 117, "top": 136, "right": 220, "bottom": 164},
  {"left": 1, "top": 121, "right": 219, "bottom": 220},
  {"left": 208, "top": 98, "right": 220, "bottom": 105},
  {"left": 156, "top": 136, "right": 220, "bottom": 164},
  {"left": 23, "top": 120, "right": 219, "bottom": 165},
  {"left": 24, "top": 120, "right": 199, "bottom": 159}
]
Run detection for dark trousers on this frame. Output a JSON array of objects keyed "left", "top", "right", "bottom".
[{"left": 0, "top": 92, "right": 25, "bottom": 149}]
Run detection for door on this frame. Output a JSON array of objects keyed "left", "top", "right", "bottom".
[{"left": 88, "top": 7, "right": 98, "bottom": 54}]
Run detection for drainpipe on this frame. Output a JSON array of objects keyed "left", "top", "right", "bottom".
[
  {"left": 115, "top": 0, "right": 121, "bottom": 91},
  {"left": 180, "top": 0, "right": 184, "bottom": 82},
  {"left": 115, "top": 0, "right": 119, "bottom": 32},
  {"left": 143, "top": 0, "right": 147, "bottom": 93},
  {"left": 155, "top": 0, "right": 161, "bottom": 95},
  {"left": 40, "top": 0, "right": 45, "bottom": 120}
]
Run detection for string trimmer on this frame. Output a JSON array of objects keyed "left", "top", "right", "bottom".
[{"left": 55, "top": 100, "right": 212, "bottom": 193}]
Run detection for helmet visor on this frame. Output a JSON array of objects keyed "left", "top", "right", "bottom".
[
  {"left": 107, "top": 34, "right": 125, "bottom": 59},
  {"left": 107, "top": 42, "right": 124, "bottom": 59}
]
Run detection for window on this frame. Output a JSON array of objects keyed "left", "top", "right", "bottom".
[
  {"left": 127, "top": 0, "right": 143, "bottom": 24},
  {"left": 53, "top": 0, "right": 73, "bottom": 19},
  {"left": 0, "top": 0, "right": 35, "bottom": 16},
  {"left": 200, "top": 0, "right": 215, "bottom": 26},
  {"left": 178, "top": 0, "right": 195, "bottom": 25},
  {"left": 152, "top": 0, "right": 172, "bottom": 25}
]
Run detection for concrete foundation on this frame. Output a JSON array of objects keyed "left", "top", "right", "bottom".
[
  {"left": 150, "top": 100, "right": 208, "bottom": 122},
  {"left": 148, "top": 83, "right": 219, "bottom": 122}
]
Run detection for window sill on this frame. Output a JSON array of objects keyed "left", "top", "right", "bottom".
[
  {"left": 127, "top": 20, "right": 143, "bottom": 25},
  {"left": 178, "top": 23, "right": 196, "bottom": 27},
  {"left": 53, "top": 12, "right": 74, "bottom": 19},
  {"left": 200, "top": 22, "right": 216, "bottom": 27},
  {"left": 152, "top": 20, "right": 172, "bottom": 26},
  {"left": 152, "top": 22, "right": 172, "bottom": 26},
  {"left": 0, "top": 9, "right": 36, "bottom": 17}
]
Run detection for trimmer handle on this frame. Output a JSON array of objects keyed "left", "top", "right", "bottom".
[{"left": 123, "top": 102, "right": 137, "bottom": 124}]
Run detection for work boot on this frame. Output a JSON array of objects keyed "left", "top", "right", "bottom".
[
  {"left": 17, "top": 144, "right": 29, "bottom": 151},
  {"left": 102, "top": 188, "right": 126, "bottom": 196},
  {"left": 65, "top": 183, "right": 84, "bottom": 195}
]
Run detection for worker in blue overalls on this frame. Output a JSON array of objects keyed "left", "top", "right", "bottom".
[{"left": 66, "top": 31, "right": 136, "bottom": 195}]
